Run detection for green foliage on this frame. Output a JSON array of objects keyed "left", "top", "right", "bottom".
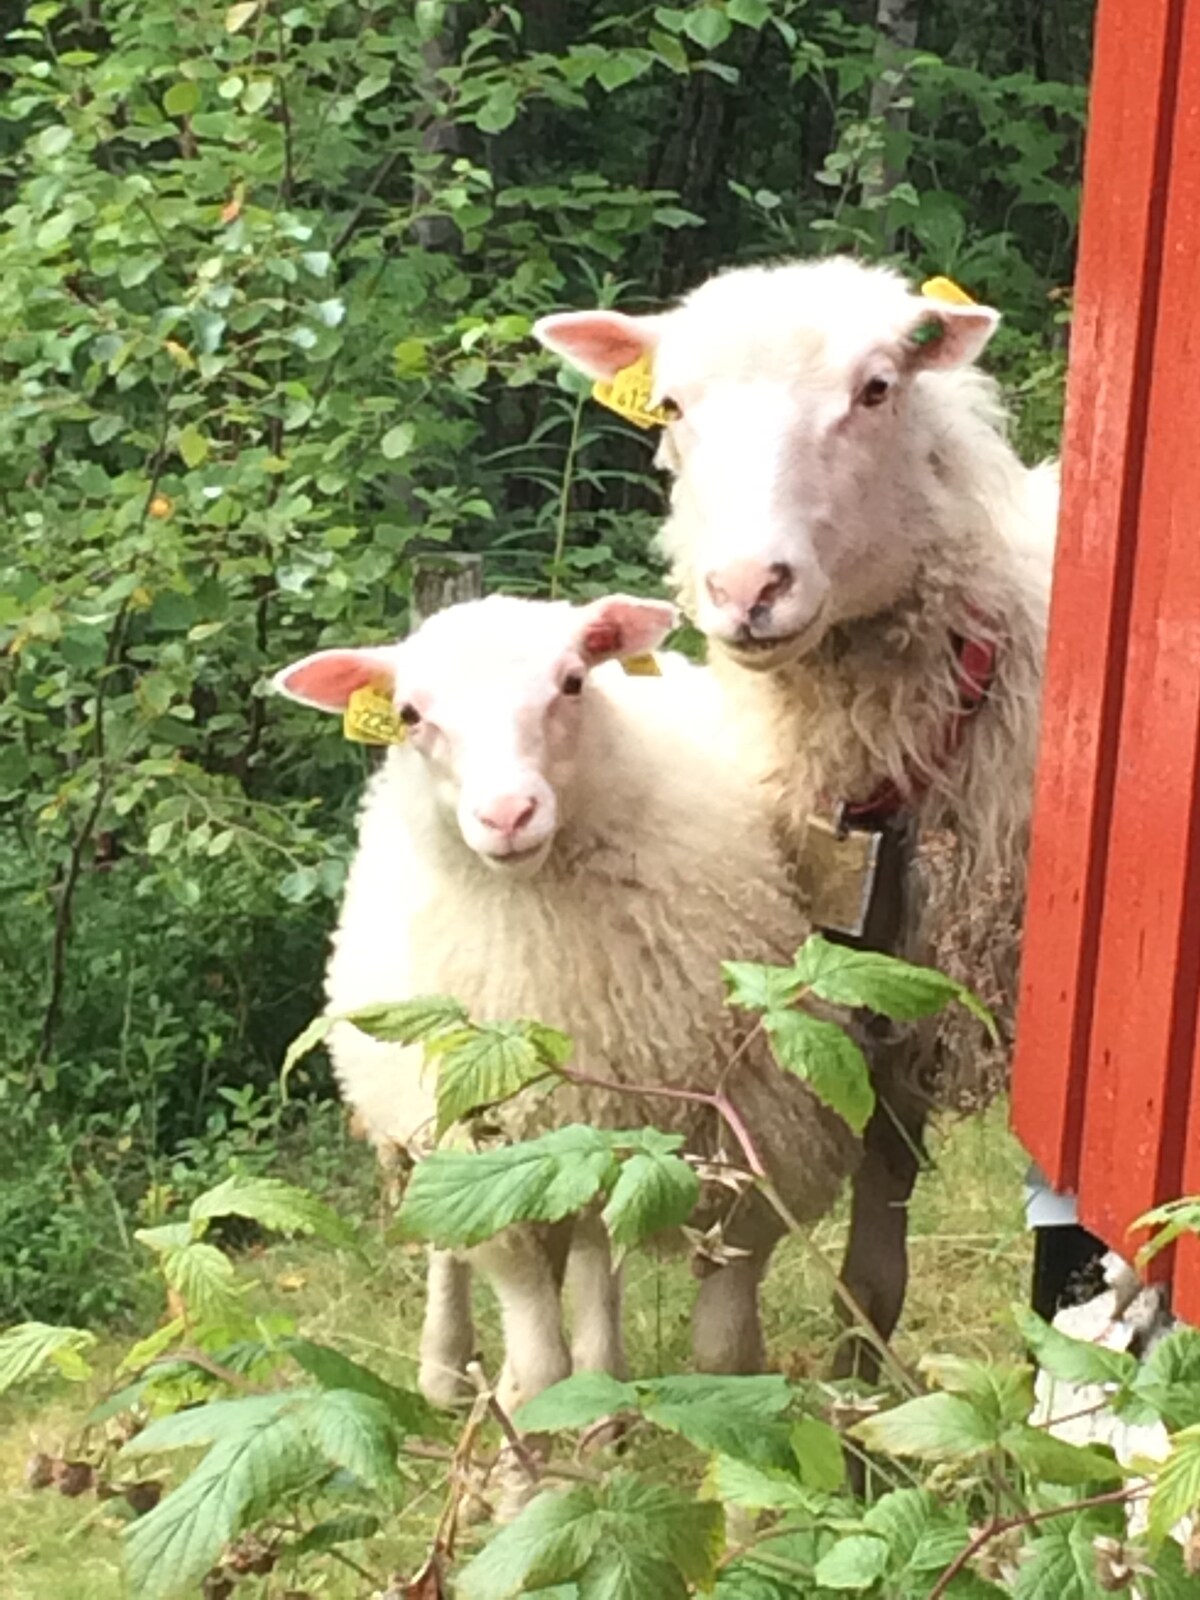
[
  {"left": 0, "top": 1320, "right": 97, "bottom": 1393},
  {"left": 2, "top": 0, "right": 1082, "bottom": 1318},
  {"left": 724, "top": 936, "right": 992, "bottom": 1133}
]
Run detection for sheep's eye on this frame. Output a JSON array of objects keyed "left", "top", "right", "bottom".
[
  {"left": 398, "top": 703, "right": 421, "bottom": 727},
  {"left": 659, "top": 397, "right": 682, "bottom": 422},
  {"left": 561, "top": 673, "right": 585, "bottom": 697},
  {"left": 860, "top": 376, "right": 891, "bottom": 408}
]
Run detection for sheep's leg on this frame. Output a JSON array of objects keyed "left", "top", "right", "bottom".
[
  {"left": 564, "top": 1214, "right": 627, "bottom": 1380},
  {"left": 418, "top": 1250, "right": 477, "bottom": 1407},
  {"left": 471, "top": 1223, "right": 573, "bottom": 1522},
  {"left": 833, "top": 1089, "right": 926, "bottom": 1384},
  {"left": 691, "top": 1209, "right": 781, "bottom": 1375}
]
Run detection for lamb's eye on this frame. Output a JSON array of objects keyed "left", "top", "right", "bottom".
[
  {"left": 860, "top": 376, "right": 891, "bottom": 408},
  {"left": 561, "top": 673, "right": 584, "bottom": 697},
  {"left": 659, "top": 397, "right": 682, "bottom": 422},
  {"left": 399, "top": 703, "right": 422, "bottom": 727}
]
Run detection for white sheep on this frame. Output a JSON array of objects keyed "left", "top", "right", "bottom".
[
  {"left": 536, "top": 257, "right": 1057, "bottom": 1372},
  {"left": 273, "top": 593, "right": 859, "bottom": 1427}
]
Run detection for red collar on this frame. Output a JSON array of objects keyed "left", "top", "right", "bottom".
[{"left": 837, "top": 617, "right": 999, "bottom": 830}]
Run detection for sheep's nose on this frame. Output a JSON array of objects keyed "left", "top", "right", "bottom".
[
  {"left": 705, "top": 561, "right": 795, "bottom": 626},
  {"left": 475, "top": 794, "right": 539, "bottom": 838}
]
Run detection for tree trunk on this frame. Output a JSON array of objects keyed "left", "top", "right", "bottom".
[{"left": 859, "top": 0, "right": 920, "bottom": 242}]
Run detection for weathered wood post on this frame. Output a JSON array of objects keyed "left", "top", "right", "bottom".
[{"left": 411, "top": 552, "right": 484, "bottom": 627}]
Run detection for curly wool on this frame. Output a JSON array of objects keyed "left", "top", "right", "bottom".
[
  {"left": 325, "top": 658, "right": 860, "bottom": 1227},
  {"left": 662, "top": 363, "right": 1056, "bottom": 1111}
]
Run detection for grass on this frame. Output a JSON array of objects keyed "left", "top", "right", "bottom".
[{"left": 0, "top": 1101, "right": 1030, "bottom": 1599}]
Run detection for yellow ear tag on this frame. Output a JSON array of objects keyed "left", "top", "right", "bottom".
[
  {"left": 343, "top": 684, "right": 408, "bottom": 747},
  {"left": 921, "top": 276, "right": 976, "bottom": 306},
  {"left": 621, "top": 652, "right": 661, "bottom": 677},
  {"left": 592, "top": 353, "right": 673, "bottom": 431}
]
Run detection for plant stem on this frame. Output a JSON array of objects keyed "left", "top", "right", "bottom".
[
  {"left": 549, "top": 391, "right": 585, "bottom": 599},
  {"left": 465, "top": 1359, "right": 540, "bottom": 1483},
  {"left": 558, "top": 1059, "right": 918, "bottom": 1394},
  {"left": 927, "top": 1485, "right": 1143, "bottom": 1600}
]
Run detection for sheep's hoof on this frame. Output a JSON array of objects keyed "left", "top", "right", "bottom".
[{"left": 418, "top": 1363, "right": 476, "bottom": 1410}]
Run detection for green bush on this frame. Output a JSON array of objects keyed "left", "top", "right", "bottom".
[{"left": 0, "top": 0, "right": 1089, "bottom": 1316}]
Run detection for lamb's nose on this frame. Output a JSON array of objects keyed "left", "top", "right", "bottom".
[{"left": 475, "top": 795, "right": 539, "bottom": 838}]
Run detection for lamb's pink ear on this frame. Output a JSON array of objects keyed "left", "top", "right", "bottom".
[
  {"left": 904, "top": 301, "right": 1000, "bottom": 371},
  {"left": 576, "top": 596, "right": 677, "bottom": 664},
  {"left": 271, "top": 646, "right": 397, "bottom": 713},
  {"left": 534, "top": 310, "right": 660, "bottom": 380}
]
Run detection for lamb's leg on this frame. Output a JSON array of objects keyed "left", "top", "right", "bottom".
[
  {"left": 564, "top": 1214, "right": 627, "bottom": 1380},
  {"left": 691, "top": 1208, "right": 781, "bottom": 1374},
  {"left": 471, "top": 1223, "right": 573, "bottom": 1522},
  {"left": 833, "top": 1088, "right": 926, "bottom": 1384},
  {"left": 418, "top": 1249, "right": 477, "bottom": 1407}
]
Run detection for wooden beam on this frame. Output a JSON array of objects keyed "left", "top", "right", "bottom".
[{"left": 1011, "top": 0, "right": 1187, "bottom": 1196}]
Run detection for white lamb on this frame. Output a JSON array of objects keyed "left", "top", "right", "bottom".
[
  {"left": 536, "top": 257, "right": 1057, "bottom": 1373},
  {"left": 273, "top": 592, "right": 859, "bottom": 1426}
]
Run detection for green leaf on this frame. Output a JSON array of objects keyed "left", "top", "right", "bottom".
[
  {"left": 189, "top": 1174, "right": 359, "bottom": 1251},
  {"left": 302, "top": 1388, "right": 402, "bottom": 1492},
  {"left": 380, "top": 422, "right": 415, "bottom": 460},
  {"left": 514, "top": 1372, "right": 637, "bottom": 1433},
  {"left": 294, "top": 1512, "right": 381, "bottom": 1552},
  {"left": 852, "top": 1393, "right": 999, "bottom": 1460},
  {"left": 602, "top": 1130, "right": 699, "bottom": 1249},
  {"left": 286, "top": 1338, "right": 441, "bottom": 1434},
  {"left": 727, "top": 0, "right": 771, "bottom": 25},
  {"left": 121, "top": 1391, "right": 311, "bottom": 1456},
  {"left": 477, "top": 83, "right": 519, "bottom": 134},
  {"left": 722, "top": 960, "right": 803, "bottom": 1012},
  {"left": 684, "top": 7, "right": 733, "bottom": 50},
  {"left": 242, "top": 78, "right": 273, "bottom": 114},
  {"left": 119, "top": 1316, "right": 186, "bottom": 1375},
  {"left": 1001, "top": 1422, "right": 1125, "bottom": 1485},
  {"left": 792, "top": 934, "right": 996, "bottom": 1036},
  {"left": 862, "top": 1488, "right": 966, "bottom": 1576},
  {"left": 36, "top": 123, "right": 74, "bottom": 157},
  {"left": 160, "top": 1239, "right": 245, "bottom": 1323},
  {"left": 813, "top": 1534, "right": 890, "bottom": 1591},
  {"left": 704, "top": 1453, "right": 817, "bottom": 1511},
  {"left": 764, "top": 1010, "right": 875, "bottom": 1134},
  {"left": 792, "top": 1415, "right": 846, "bottom": 1491},
  {"left": 281, "top": 1013, "right": 334, "bottom": 1096},
  {"left": 398, "top": 1126, "right": 619, "bottom": 1248},
  {"left": 123, "top": 1402, "right": 317, "bottom": 1599},
  {"left": 640, "top": 1374, "right": 796, "bottom": 1467},
  {"left": 459, "top": 1486, "right": 602, "bottom": 1599},
  {"left": 603, "top": 1475, "right": 724, "bottom": 1588},
  {"left": 344, "top": 995, "right": 468, "bottom": 1044},
  {"left": 177, "top": 423, "right": 208, "bottom": 469},
  {"left": 0, "top": 1322, "right": 96, "bottom": 1394},
  {"left": 1014, "top": 1304, "right": 1139, "bottom": 1389},
  {"left": 225, "top": 1, "right": 258, "bottom": 30},
  {"left": 434, "top": 1023, "right": 556, "bottom": 1136},
  {"left": 578, "top": 1544, "right": 688, "bottom": 1599},
  {"left": 921, "top": 1354, "right": 1033, "bottom": 1426},
  {"left": 1148, "top": 1426, "right": 1200, "bottom": 1546},
  {"left": 163, "top": 81, "right": 200, "bottom": 117},
  {"left": 1126, "top": 1327, "right": 1200, "bottom": 1430},
  {"left": 1012, "top": 1501, "right": 1127, "bottom": 1599}
]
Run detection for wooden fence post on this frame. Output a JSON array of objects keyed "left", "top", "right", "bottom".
[{"left": 411, "top": 553, "right": 484, "bottom": 627}]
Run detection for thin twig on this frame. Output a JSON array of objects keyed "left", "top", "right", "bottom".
[
  {"left": 549, "top": 392, "right": 585, "bottom": 599},
  {"left": 558, "top": 1060, "right": 919, "bottom": 1394},
  {"left": 150, "top": 1347, "right": 261, "bottom": 1392},
  {"left": 927, "top": 1485, "right": 1144, "bottom": 1600},
  {"left": 465, "top": 1359, "right": 540, "bottom": 1484}
]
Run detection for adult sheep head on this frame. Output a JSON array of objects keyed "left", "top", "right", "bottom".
[
  {"left": 272, "top": 593, "right": 675, "bottom": 874},
  {"left": 536, "top": 257, "right": 1000, "bottom": 670}
]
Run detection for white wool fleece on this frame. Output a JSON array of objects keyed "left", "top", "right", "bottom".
[{"left": 326, "top": 651, "right": 858, "bottom": 1230}]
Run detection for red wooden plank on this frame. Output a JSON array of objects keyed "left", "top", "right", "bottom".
[
  {"left": 1011, "top": 0, "right": 1186, "bottom": 1193},
  {"left": 1076, "top": 0, "right": 1200, "bottom": 1268}
]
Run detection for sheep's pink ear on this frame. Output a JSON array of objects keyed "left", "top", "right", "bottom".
[
  {"left": 904, "top": 301, "right": 1000, "bottom": 371},
  {"left": 576, "top": 596, "right": 677, "bottom": 664},
  {"left": 271, "top": 646, "right": 397, "bottom": 713},
  {"left": 534, "top": 310, "right": 660, "bottom": 380}
]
